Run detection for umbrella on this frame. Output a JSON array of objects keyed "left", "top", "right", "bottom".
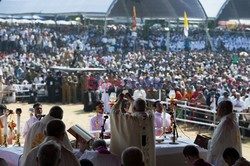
[{"left": 239, "top": 52, "right": 248, "bottom": 56}]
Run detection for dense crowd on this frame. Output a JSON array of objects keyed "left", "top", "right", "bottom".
[{"left": 0, "top": 23, "right": 249, "bottom": 111}]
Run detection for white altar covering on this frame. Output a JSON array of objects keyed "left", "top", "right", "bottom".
[
  {"left": 0, "top": 147, "right": 23, "bottom": 166},
  {"left": 0, "top": 137, "right": 208, "bottom": 166}
]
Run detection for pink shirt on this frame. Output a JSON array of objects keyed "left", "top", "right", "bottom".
[
  {"left": 90, "top": 113, "right": 109, "bottom": 131},
  {"left": 154, "top": 112, "right": 171, "bottom": 136}
]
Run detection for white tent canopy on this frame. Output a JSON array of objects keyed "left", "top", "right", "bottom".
[
  {"left": 198, "top": 0, "right": 227, "bottom": 19},
  {"left": 0, "top": 0, "right": 116, "bottom": 17}
]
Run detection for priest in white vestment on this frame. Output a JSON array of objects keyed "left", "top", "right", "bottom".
[
  {"left": 23, "top": 120, "right": 80, "bottom": 166},
  {"left": 208, "top": 101, "right": 242, "bottom": 166},
  {"left": 110, "top": 93, "right": 156, "bottom": 166},
  {"left": 23, "top": 103, "right": 43, "bottom": 139},
  {"left": 133, "top": 84, "right": 146, "bottom": 100},
  {"left": 22, "top": 106, "right": 73, "bottom": 163}
]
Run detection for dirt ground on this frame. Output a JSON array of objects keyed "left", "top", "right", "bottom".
[{"left": 5, "top": 102, "right": 250, "bottom": 160}]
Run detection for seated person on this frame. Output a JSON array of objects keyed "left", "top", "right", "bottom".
[
  {"left": 183, "top": 145, "right": 211, "bottom": 166},
  {"left": 80, "top": 159, "right": 93, "bottom": 166},
  {"left": 223, "top": 147, "right": 250, "bottom": 166},
  {"left": 153, "top": 101, "right": 171, "bottom": 136},
  {"left": 79, "top": 139, "right": 120, "bottom": 166},
  {"left": 90, "top": 101, "right": 109, "bottom": 134}
]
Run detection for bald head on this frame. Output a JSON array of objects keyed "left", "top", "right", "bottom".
[
  {"left": 49, "top": 106, "right": 63, "bottom": 119},
  {"left": 122, "top": 147, "right": 144, "bottom": 166},
  {"left": 134, "top": 98, "right": 146, "bottom": 112},
  {"left": 46, "top": 120, "right": 65, "bottom": 140}
]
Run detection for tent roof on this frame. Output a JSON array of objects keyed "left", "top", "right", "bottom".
[
  {"left": 0, "top": 0, "right": 116, "bottom": 17},
  {"left": 218, "top": 0, "right": 250, "bottom": 20},
  {"left": 108, "top": 0, "right": 206, "bottom": 19},
  {"left": 198, "top": 0, "right": 227, "bottom": 19}
]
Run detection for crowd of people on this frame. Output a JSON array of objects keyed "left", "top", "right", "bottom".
[{"left": 0, "top": 22, "right": 250, "bottom": 165}]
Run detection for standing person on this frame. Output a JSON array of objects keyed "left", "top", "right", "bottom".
[
  {"left": 0, "top": 75, "right": 4, "bottom": 104},
  {"left": 80, "top": 73, "right": 88, "bottom": 103},
  {"left": 89, "top": 101, "right": 109, "bottom": 133},
  {"left": 23, "top": 103, "right": 43, "bottom": 139},
  {"left": 207, "top": 101, "right": 242, "bottom": 166},
  {"left": 61, "top": 73, "right": 69, "bottom": 104},
  {"left": 71, "top": 73, "right": 78, "bottom": 103},
  {"left": 67, "top": 74, "right": 72, "bottom": 103},
  {"left": 45, "top": 71, "right": 55, "bottom": 103},
  {"left": 110, "top": 93, "right": 155, "bottom": 166},
  {"left": 99, "top": 77, "right": 111, "bottom": 113},
  {"left": 133, "top": 84, "right": 146, "bottom": 100},
  {"left": 153, "top": 101, "right": 171, "bottom": 136}
]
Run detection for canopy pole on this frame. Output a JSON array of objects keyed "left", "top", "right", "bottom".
[
  {"left": 104, "top": 17, "right": 107, "bottom": 36},
  {"left": 166, "top": 20, "right": 170, "bottom": 53}
]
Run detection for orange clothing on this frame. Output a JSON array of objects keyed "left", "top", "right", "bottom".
[{"left": 184, "top": 92, "right": 193, "bottom": 101}]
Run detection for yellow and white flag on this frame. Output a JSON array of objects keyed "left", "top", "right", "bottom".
[
  {"left": 184, "top": 11, "right": 189, "bottom": 37},
  {"left": 132, "top": 6, "right": 137, "bottom": 31}
]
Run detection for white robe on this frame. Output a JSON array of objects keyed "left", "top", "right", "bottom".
[
  {"left": 133, "top": 89, "right": 147, "bottom": 100},
  {"left": 22, "top": 115, "right": 73, "bottom": 163},
  {"left": 23, "top": 116, "right": 39, "bottom": 139},
  {"left": 208, "top": 113, "right": 242, "bottom": 166},
  {"left": 99, "top": 83, "right": 111, "bottom": 113},
  {"left": 23, "top": 136, "right": 80, "bottom": 166},
  {"left": 110, "top": 100, "right": 156, "bottom": 166}
]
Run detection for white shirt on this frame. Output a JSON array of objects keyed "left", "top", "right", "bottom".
[
  {"left": 133, "top": 89, "right": 147, "bottom": 100},
  {"left": 23, "top": 116, "right": 39, "bottom": 139},
  {"left": 233, "top": 98, "right": 245, "bottom": 112}
]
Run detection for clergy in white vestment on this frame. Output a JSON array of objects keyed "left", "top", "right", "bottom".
[
  {"left": 133, "top": 84, "right": 146, "bottom": 100},
  {"left": 79, "top": 139, "right": 120, "bottom": 166},
  {"left": 23, "top": 103, "right": 43, "bottom": 139},
  {"left": 110, "top": 93, "right": 155, "bottom": 166},
  {"left": 153, "top": 101, "right": 171, "bottom": 136},
  {"left": 208, "top": 101, "right": 242, "bottom": 166},
  {"left": 99, "top": 78, "right": 112, "bottom": 113},
  {"left": 22, "top": 106, "right": 73, "bottom": 163},
  {"left": 23, "top": 120, "right": 80, "bottom": 166}
]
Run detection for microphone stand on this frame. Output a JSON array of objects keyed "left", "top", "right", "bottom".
[
  {"left": 169, "top": 99, "right": 179, "bottom": 145},
  {"left": 99, "top": 114, "right": 109, "bottom": 139}
]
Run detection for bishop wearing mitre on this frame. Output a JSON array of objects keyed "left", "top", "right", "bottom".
[{"left": 110, "top": 93, "right": 156, "bottom": 166}]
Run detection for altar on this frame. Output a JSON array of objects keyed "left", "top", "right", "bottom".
[
  {"left": 155, "top": 137, "right": 208, "bottom": 166},
  {"left": 0, "top": 137, "right": 208, "bottom": 166}
]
